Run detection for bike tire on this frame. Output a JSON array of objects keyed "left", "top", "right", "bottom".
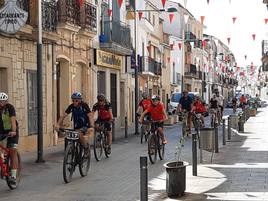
[
  {"left": 79, "top": 145, "right": 91, "bottom": 177},
  {"left": 93, "top": 131, "right": 103, "bottom": 161},
  {"left": 148, "top": 134, "right": 157, "bottom": 164},
  {"left": 6, "top": 152, "right": 21, "bottom": 190},
  {"left": 63, "top": 143, "right": 75, "bottom": 183},
  {"left": 157, "top": 134, "right": 165, "bottom": 160},
  {"left": 104, "top": 133, "right": 110, "bottom": 158}
]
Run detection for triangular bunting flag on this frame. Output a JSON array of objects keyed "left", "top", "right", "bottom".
[
  {"left": 170, "top": 44, "right": 174, "bottom": 50},
  {"left": 200, "top": 16, "right": 205, "bottom": 25},
  {"left": 161, "top": 0, "right": 166, "bottom": 8},
  {"left": 252, "top": 34, "right": 256, "bottom": 41},
  {"left": 227, "top": 37, "right": 231, "bottom": 45},
  {"left": 207, "top": 0, "right": 209, "bottom": 4},
  {"left": 108, "top": 9, "right": 112, "bottom": 17},
  {"left": 244, "top": 55, "right": 247, "bottom": 60},
  {"left": 79, "top": 0, "right": 84, "bottom": 7},
  {"left": 232, "top": 17, "right": 237, "bottom": 24},
  {"left": 169, "top": 13, "right": 174, "bottom": 23},
  {"left": 138, "top": 12, "right": 143, "bottom": 20},
  {"left": 178, "top": 42, "right": 182, "bottom": 50},
  {"left": 147, "top": 45, "right": 151, "bottom": 53},
  {"left": 265, "top": 18, "right": 268, "bottom": 24},
  {"left": 118, "top": 0, "right": 123, "bottom": 8}
]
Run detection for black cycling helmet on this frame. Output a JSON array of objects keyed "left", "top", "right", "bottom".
[
  {"left": 71, "top": 92, "right": 82, "bottom": 99},
  {"left": 152, "top": 95, "right": 160, "bottom": 101},
  {"left": 97, "top": 94, "right": 106, "bottom": 101},
  {"left": 142, "top": 92, "right": 148, "bottom": 99}
]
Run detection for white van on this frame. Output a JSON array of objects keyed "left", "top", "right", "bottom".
[{"left": 169, "top": 91, "right": 200, "bottom": 114}]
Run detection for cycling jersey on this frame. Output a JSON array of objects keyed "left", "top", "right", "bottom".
[
  {"left": 179, "top": 96, "right": 193, "bottom": 111},
  {"left": 193, "top": 101, "right": 207, "bottom": 113},
  {"left": 210, "top": 98, "right": 218, "bottom": 109},
  {"left": 92, "top": 102, "right": 112, "bottom": 121},
  {"left": 139, "top": 99, "right": 152, "bottom": 111},
  {"left": 147, "top": 103, "right": 165, "bottom": 121},
  {"left": 65, "top": 102, "right": 91, "bottom": 129}
]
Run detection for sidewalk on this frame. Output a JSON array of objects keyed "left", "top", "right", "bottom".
[{"left": 150, "top": 105, "right": 268, "bottom": 201}]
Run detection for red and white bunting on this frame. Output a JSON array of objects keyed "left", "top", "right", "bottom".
[
  {"left": 108, "top": 9, "right": 112, "bottom": 17},
  {"left": 207, "top": 0, "right": 210, "bottom": 4},
  {"left": 169, "top": 13, "right": 174, "bottom": 23},
  {"left": 227, "top": 37, "right": 231, "bottom": 45},
  {"left": 200, "top": 16, "right": 205, "bottom": 25},
  {"left": 265, "top": 18, "right": 268, "bottom": 24},
  {"left": 252, "top": 34, "right": 256, "bottom": 41},
  {"left": 161, "top": 0, "right": 166, "bottom": 8},
  {"left": 170, "top": 44, "right": 174, "bottom": 50},
  {"left": 178, "top": 42, "right": 182, "bottom": 50},
  {"left": 138, "top": 12, "right": 143, "bottom": 20},
  {"left": 118, "top": 0, "right": 123, "bottom": 8},
  {"left": 244, "top": 55, "right": 247, "bottom": 60},
  {"left": 78, "top": 0, "right": 84, "bottom": 7},
  {"left": 147, "top": 45, "right": 151, "bottom": 53},
  {"left": 232, "top": 17, "right": 237, "bottom": 24}
]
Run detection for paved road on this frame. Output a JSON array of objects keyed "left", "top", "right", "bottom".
[{"left": 0, "top": 108, "right": 239, "bottom": 201}]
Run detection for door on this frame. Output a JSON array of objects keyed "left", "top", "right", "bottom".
[
  {"left": 120, "top": 82, "right": 125, "bottom": 126},
  {"left": 27, "top": 70, "right": 38, "bottom": 135},
  {"left": 97, "top": 71, "right": 106, "bottom": 95},
  {"left": 110, "top": 73, "right": 117, "bottom": 117}
]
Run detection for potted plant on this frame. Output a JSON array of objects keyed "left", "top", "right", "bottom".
[{"left": 164, "top": 135, "right": 188, "bottom": 197}]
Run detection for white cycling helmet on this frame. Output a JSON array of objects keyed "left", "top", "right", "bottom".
[{"left": 0, "top": 92, "right": 8, "bottom": 101}]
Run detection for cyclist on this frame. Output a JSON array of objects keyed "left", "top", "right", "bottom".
[
  {"left": 239, "top": 94, "right": 247, "bottom": 110},
  {"left": 139, "top": 95, "right": 168, "bottom": 144},
  {"left": 215, "top": 91, "right": 224, "bottom": 122},
  {"left": 177, "top": 90, "right": 194, "bottom": 131},
  {"left": 232, "top": 97, "right": 237, "bottom": 113},
  {"left": 0, "top": 92, "right": 19, "bottom": 184},
  {"left": 192, "top": 95, "right": 207, "bottom": 126},
  {"left": 137, "top": 92, "right": 152, "bottom": 117},
  {"left": 209, "top": 94, "right": 220, "bottom": 125},
  {"left": 92, "top": 94, "right": 113, "bottom": 154},
  {"left": 55, "top": 92, "right": 94, "bottom": 155}
]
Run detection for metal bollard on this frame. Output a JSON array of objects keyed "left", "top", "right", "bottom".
[
  {"left": 140, "top": 156, "right": 148, "bottom": 201},
  {"left": 227, "top": 116, "right": 231, "bottom": 140},
  {"left": 214, "top": 124, "right": 219, "bottom": 153},
  {"left": 222, "top": 119, "right": 226, "bottom": 145},
  {"left": 192, "top": 132, "right": 198, "bottom": 176},
  {"left": 112, "top": 119, "right": 115, "bottom": 142},
  {"left": 238, "top": 116, "right": 244, "bottom": 133},
  {"left": 125, "top": 116, "right": 128, "bottom": 138}
]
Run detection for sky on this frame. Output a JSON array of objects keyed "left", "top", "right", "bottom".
[{"left": 173, "top": 0, "right": 268, "bottom": 68}]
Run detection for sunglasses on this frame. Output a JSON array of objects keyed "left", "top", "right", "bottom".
[{"left": 72, "top": 99, "right": 80, "bottom": 103}]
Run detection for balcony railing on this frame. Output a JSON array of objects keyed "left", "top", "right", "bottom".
[
  {"left": 140, "top": 57, "right": 162, "bottom": 76},
  {"left": 42, "top": 0, "right": 58, "bottom": 32},
  {"left": 58, "top": 0, "right": 80, "bottom": 26},
  {"left": 80, "top": 2, "right": 97, "bottom": 31},
  {"left": 101, "top": 20, "right": 132, "bottom": 49},
  {"left": 185, "top": 31, "right": 197, "bottom": 42}
]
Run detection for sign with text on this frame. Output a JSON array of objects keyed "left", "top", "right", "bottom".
[
  {"left": 0, "top": 0, "right": 28, "bottom": 34},
  {"left": 95, "top": 49, "right": 123, "bottom": 70}
]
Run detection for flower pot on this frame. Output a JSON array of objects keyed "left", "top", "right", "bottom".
[{"left": 164, "top": 161, "right": 188, "bottom": 197}]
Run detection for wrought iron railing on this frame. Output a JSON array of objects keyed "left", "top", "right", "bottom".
[
  {"left": 102, "top": 20, "right": 132, "bottom": 49},
  {"left": 42, "top": 0, "right": 58, "bottom": 32},
  {"left": 81, "top": 2, "right": 97, "bottom": 31},
  {"left": 57, "top": 0, "right": 80, "bottom": 26},
  {"left": 140, "top": 57, "right": 162, "bottom": 76}
]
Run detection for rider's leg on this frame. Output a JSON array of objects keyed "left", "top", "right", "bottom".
[
  {"left": 105, "top": 122, "right": 112, "bottom": 154},
  {"left": 157, "top": 125, "right": 167, "bottom": 144},
  {"left": 7, "top": 134, "right": 19, "bottom": 180},
  {"left": 187, "top": 112, "right": 192, "bottom": 130}
]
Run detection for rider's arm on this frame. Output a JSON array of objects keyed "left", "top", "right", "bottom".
[
  {"left": 139, "top": 109, "right": 149, "bottom": 122},
  {"left": 109, "top": 109, "right": 113, "bottom": 121}
]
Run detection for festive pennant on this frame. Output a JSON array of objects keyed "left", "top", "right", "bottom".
[
  {"left": 170, "top": 44, "right": 174, "bottom": 50},
  {"left": 79, "top": 0, "right": 84, "bottom": 7},
  {"left": 202, "top": 40, "right": 206, "bottom": 48},
  {"left": 147, "top": 45, "right": 151, "bottom": 53},
  {"left": 138, "top": 12, "right": 143, "bottom": 20},
  {"left": 227, "top": 37, "right": 231, "bottom": 45},
  {"left": 207, "top": 0, "right": 209, "bottom": 4},
  {"left": 232, "top": 17, "right": 237, "bottom": 24},
  {"left": 167, "top": 57, "right": 170, "bottom": 63},
  {"left": 169, "top": 13, "right": 174, "bottom": 23},
  {"left": 200, "top": 16, "right": 205, "bottom": 25},
  {"left": 265, "top": 18, "right": 268, "bottom": 24},
  {"left": 252, "top": 34, "right": 256, "bottom": 41},
  {"left": 108, "top": 9, "right": 112, "bottom": 17},
  {"left": 244, "top": 55, "right": 247, "bottom": 60},
  {"left": 161, "top": 0, "right": 166, "bottom": 8},
  {"left": 178, "top": 42, "right": 182, "bottom": 50},
  {"left": 118, "top": 0, "right": 123, "bottom": 8}
]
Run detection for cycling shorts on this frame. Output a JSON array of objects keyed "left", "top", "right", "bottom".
[
  {"left": 0, "top": 130, "right": 19, "bottom": 148},
  {"left": 95, "top": 118, "right": 112, "bottom": 131}
]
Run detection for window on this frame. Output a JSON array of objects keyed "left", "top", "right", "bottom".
[
  {"left": 153, "top": 15, "right": 155, "bottom": 26},
  {"left": 98, "top": 71, "right": 106, "bottom": 95}
]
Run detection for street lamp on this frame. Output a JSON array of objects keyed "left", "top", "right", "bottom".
[{"left": 132, "top": 6, "right": 177, "bottom": 135}]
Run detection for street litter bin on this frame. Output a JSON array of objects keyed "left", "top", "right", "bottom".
[
  {"left": 164, "top": 161, "right": 188, "bottom": 197},
  {"left": 199, "top": 128, "right": 215, "bottom": 152},
  {"left": 229, "top": 114, "right": 239, "bottom": 130}
]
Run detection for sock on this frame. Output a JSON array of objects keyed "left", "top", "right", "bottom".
[{"left": 11, "top": 169, "right": 17, "bottom": 179}]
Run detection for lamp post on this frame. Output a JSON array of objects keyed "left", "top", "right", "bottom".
[
  {"left": 36, "top": 0, "right": 44, "bottom": 163},
  {"left": 132, "top": 7, "right": 177, "bottom": 135}
]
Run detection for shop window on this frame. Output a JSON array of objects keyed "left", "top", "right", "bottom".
[
  {"left": 97, "top": 71, "right": 106, "bottom": 95},
  {"left": 110, "top": 73, "right": 117, "bottom": 117}
]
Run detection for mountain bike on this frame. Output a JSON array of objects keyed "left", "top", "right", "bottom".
[
  {"left": 180, "top": 110, "right": 190, "bottom": 137},
  {"left": 93, "top": 122, "right": 111, "bottom": 161},
  {"left": 59, "top": 128, "right": 91, "bottom": 183},
  {"left": 192, "top": 112, "right": 205, "bottom": 131},
  {"left": 210, "top": 108, "right": 219, "bottom": 127},
  {"left": 140, "top": 121, "right": 151, "bottom": 144},
  {"left": 0, "top": 134, "right": 21, "bottom": 189},
  {"left": 145, "top": 121, "right": 165, "bottom": 164}
]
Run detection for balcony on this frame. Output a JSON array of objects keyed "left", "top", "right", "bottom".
[
  {"left": 99, "top": 20, "right": 132, "bottom": 55},
  {"left": 184, "top": 64, "right": 198, "bottom": 79},
  {"left": 57, "top": 0, "right": 80, "bottom": 27},
  {"left": 185, "top": 31, "right": 197, "bottom": 42},
  {"left": 140, "top": 57, "right": 162, "bottom": 76},
  {"left": 42, "top": 0, "right": 58, "bottom": 32},
  {"left": 80, "top": 2, "right": 97, "bottom": 32}
]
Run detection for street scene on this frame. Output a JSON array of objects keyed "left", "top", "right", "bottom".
[{"left": 0, "top": 0, "right": 268, "bottom": 200}]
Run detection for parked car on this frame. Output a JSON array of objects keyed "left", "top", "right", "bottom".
[{"left": 168, "top": 92, "right": 199, "bottom": 115}]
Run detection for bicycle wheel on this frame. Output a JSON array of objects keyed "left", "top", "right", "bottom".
[
  {"left": 104, "top": 132, "right": 111, "bottom": 158},
  {"left": 93, "top": 131, "right": 103, "bottom": 161},
  {"left": 148, "top": 134, "right": 157, "bottom": 164},
  {"left": 141, "top": 125, "right": 145, "bottom": 144},
  {"left": 63, "top": 143, "right": 75, "bottom": 183},
  {"left": 211, "top": 114, "right": 215, "bottom": 127},
  {"left": 157, "top": 134, "right": 165, "bottom": 160},
  {"left": 6, "top": 152, "right": 21, "bottom": 190},
  {"left": 79, "top": 145, "right": 91, "bottom": 177}
]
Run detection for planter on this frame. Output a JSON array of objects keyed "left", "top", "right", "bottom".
[
  {"left": 199, "top": 128, "right": 215, "bottom": 152},
  {"left": 164, "top": 161, "right": 188, "bottom": 197}
]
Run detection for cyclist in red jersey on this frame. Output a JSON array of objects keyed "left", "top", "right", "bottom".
[
  {"left": 139, "top": 95, "right": 168, "bottom": 144},
  {"left": 137, "top": 92, "right": 152, "bottom": 120},
  {"left": 92, "top": 94, "right": 113, "bottom": 154}
]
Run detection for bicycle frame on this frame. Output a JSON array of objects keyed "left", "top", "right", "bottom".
[{"left": 0, "top": 144, "right": 10, "bottom": 177}]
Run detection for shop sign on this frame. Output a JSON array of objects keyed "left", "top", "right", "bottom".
[
  {"left": 0, "top": 0, "right": 28, "bottom": 34},
  {"left": 95, "top": 49, "right": 123, "bottom": 70}
]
